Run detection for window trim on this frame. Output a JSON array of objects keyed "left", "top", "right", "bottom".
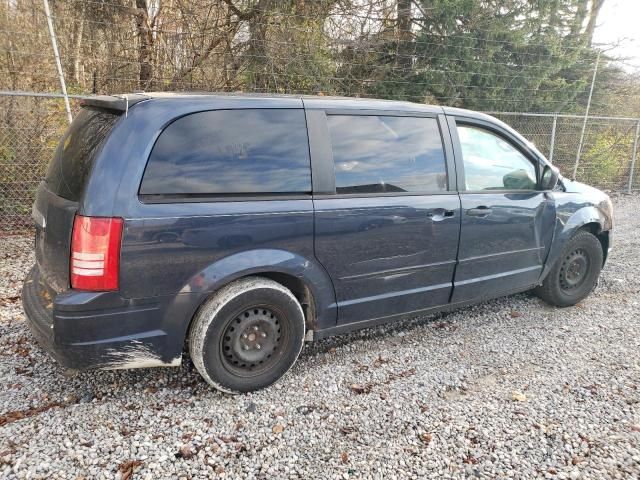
[
  {"left": 137, "top": 107, "right": 312, "bottom": 202},
  {"left": 314, "top": 109, "right": 453, "bottom": 198},
  {"left": 448, "top": 116, "right": 542, "bottom": 193},
  {"left": 138, "top": 193, "right": 312, "bottom": 204}
]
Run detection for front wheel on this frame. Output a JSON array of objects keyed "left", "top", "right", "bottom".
[
  {"left": 535, "top": 230, "right": 603, "bottom": 307},
  {"left": 189, "top": 277, "right": 306, "bottom": 393}
]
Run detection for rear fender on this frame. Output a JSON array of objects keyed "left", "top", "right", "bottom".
[{"left": 173, "top": 249, "right": 337, "bottom": 339}]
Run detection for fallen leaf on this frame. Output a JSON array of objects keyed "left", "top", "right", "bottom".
[
  {"left": 353, "top": 362, "right": 369, "bottom": 373},
  {"left": 350, "top": 383, "right": 373, "bottom": 394},
  {"left": 630, "top": 424, "right": 640, "bottom": 432},
  {"left": 510, "top": 311, "right": 522, "bottom": 318},
  {"left": 0, "top": 401, "right": 66, "bottom": 427},
  {"left": 340, "top": 452, "right": 349, "bottom": 464},
  {"left": 419, "top": 433, "right": 433, "bottom": 444},
  {"left": 175, "top": 445, "right": 196, "bottom": 459},
  {"left": 512, "top": 391, "right": 527, "bottom": 402},
  {"left": 118, "top": 459, "right": 143, "bottom": 480},
  {"left": 372, "top": 355, "right": 390, "bottom": 368},
  {"left": 272, "top": 423, "right": 285, "bottom": 434},
  {"left": 463, "top": 456, "right": 478, "bottom": 464},
  {"left": 340, "top": 426, "right": 357, "bottom": 435},
  {"left": 385, "top": 368, "right": 416, "bottom": 384}
]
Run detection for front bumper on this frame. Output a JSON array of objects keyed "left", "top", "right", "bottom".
[{"left": 21, "top": 266, "right": 182, "bottom": 370}]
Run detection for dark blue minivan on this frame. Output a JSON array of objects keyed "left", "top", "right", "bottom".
[{"left": 23, "top": 93, "right": 613, "bottom": 392}]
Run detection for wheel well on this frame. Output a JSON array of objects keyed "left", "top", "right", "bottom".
[
  {"left": 184, "top": 273, "right": 317, "bottom": 354},
  {"left": 257, "top": 272, "right": 316, "bottom": 331},
  {"left": 578, "top": 222, "right": 609, "bottom": 264}
]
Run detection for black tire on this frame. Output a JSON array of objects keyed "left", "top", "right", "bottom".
[
  {"left": 535, "top": 230, "right": 603, "bottom": 307},
  {"left": 189, "top": 277, "right": 305, "bottom": 393}
]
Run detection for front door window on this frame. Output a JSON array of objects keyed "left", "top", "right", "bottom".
[{"left": 458, "top": 125, "right": 537, "bottom": 191}]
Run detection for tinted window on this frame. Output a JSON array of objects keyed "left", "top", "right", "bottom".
[
  {"left": 140, "top": 109, "right": 310, "bottom": 195},
  {"left": 327, "top": 115, "right": 447, "bottom": 194},
  {"left": 46, "top": 107, "right": 120, "bottom": 201},
  {"left": 458, "top": 125, "right": 537, "bottom": 191}
]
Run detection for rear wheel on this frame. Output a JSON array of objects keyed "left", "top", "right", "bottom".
[
  {"left": 189, "top": 277, "right": 305, "bottom": 393},
  {"left": 535, "top": 230, "right": 603, "bottom": 307}
]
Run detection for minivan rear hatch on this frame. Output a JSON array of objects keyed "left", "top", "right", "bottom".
[{"left": 33, "top": 107, "right": 121, "bottom": 293}]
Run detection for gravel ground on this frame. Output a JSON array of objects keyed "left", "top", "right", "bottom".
[{"left": 1, "top": 195, "right": 639, "bottom": 480}]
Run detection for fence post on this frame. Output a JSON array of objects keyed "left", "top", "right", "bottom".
[
  {"left": 628, "top": 120, "right": 640, "bottom": 194},
  {"left": 43, "top": 0, "right": 72, "bottom": 124},
  {"left": 573, "top": 51, "right": 601, "bottom": 180},
  {"left": 549, "top": 114, "right": 557, "bottom": 163}
]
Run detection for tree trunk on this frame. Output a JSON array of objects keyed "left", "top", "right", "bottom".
[
  {"left": 135, "top": 0, "right": 153, "bottom": 90},
  {"left": 247, "top": 0, "right": 271, "bottom": 91},
  {"left": 570, "top": 0, "right": 589, "bottom": 38},
  {"left": 397, "top": 0, "right": 412, "bottom": 72},
  {"left": 70, "top": 3, "right": 85, "bottom": 86},
  {"left": 585, "top": 0, "right": 605, "bottom": 46}
]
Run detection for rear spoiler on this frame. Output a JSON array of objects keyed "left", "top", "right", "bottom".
[{"left": 80, "top": 94, "right": 149, "bottom": 113}]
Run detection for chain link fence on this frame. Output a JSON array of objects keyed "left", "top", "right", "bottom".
[
  {"left": 1, "top": 91, "right": 639, "bottom": 233},
  {"left": 492, "top": 112, "right": 640, "bottom": 192}
]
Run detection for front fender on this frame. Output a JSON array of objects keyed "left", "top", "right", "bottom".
[
  {"left": 540, "top": 204, "right": 608, "bottom": 281},
  {"left": 178, "top": 248, "right": 337, "bottom": 331}
]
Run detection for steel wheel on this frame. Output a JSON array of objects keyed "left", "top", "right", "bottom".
[
  {"left": 220, "top": 306, "right": 284, "bottom": 376},
  {"left": 535, "top": 230, "right": 603, "bottom": 308},
  {"left": 189, "top": 277, "right": 306, "bottom": 393},
  {"left": 559, "top": 248, "right": 590, "bottom": 292}
]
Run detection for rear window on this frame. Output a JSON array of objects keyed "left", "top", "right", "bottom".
[
  {"left": 328, "top": 115, "right": 448, "bottom": 194},
  {"left": 140, "top": 109, "right": 311, "bottom": 196},
  {"left": 46, "top": 107, "right": 120, "bottom": 201}
]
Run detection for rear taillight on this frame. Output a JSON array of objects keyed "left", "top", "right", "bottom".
[{"left": 70, "top": 215, "right": 123, "bottom": 291}]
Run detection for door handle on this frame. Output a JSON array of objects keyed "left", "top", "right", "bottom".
[
  {"left": 467, "top": 206, "right": 492, "bottom": 217},
  {"left": 426, "top": 209, "right": 456, "bottom": 221}
]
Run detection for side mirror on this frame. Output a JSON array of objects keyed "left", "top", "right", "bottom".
[{"left": 541, "top": 165, "right": 560, "bottom": 191}]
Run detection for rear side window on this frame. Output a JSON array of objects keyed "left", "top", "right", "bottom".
[
  {"left": 46, "top": 108, "right": 120, "bottom": 201},
  {"left": 327, "top": 115, "right": 447, "bottom": 194},
  {"left": 140, "top": 109, "right": 311, "bottom": 196}
]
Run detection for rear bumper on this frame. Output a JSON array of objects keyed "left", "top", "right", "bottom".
[{"left": 22, "top": 266, "right": 183, "bottom": 370}]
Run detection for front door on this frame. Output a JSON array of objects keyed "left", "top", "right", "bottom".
[
  {"left": 448, "top": 118, "right": 556, "bottom": 303},
  {"left": 312, "top": 112, "right": 461, "bottom": 325}
]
